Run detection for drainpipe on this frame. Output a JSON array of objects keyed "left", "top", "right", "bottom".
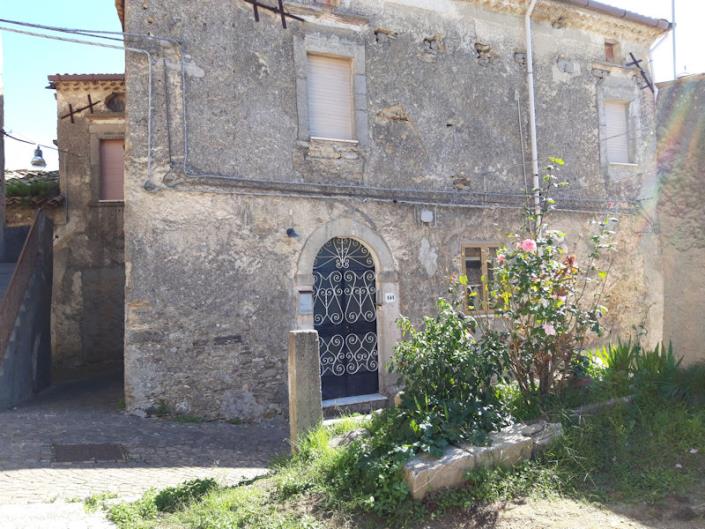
[{"left": 525, "top": 0, "right": 541, "bottom": 231}]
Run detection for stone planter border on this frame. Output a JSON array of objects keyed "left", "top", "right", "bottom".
[{"left": 403, "top": 421, "right": 563, "bottom": 500}]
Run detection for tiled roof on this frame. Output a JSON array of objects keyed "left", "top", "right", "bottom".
[{"left": 47, "top": 74, "right": 124, "bottom": 83}]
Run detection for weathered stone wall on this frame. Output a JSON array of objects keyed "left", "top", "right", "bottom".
[
  {"left": 0, "top": 33, "right": 5, "bottom": 254},
  {"left": 51, "top": 80, "right": 125, "bottom": 376},
  {"left": 122, "top": 0, "right": 665, "bottom": 420},
  {"left": 657, "top": 74, "right": 705, "bottom": 364}
]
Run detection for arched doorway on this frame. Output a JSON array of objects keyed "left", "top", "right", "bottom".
[{"left": 313, "top": 238, "right": 379, "bottom": 400}]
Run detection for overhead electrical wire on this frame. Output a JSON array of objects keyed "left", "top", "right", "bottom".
[{"left": 0, "top": 17, "right": 646, "bottom": 214}]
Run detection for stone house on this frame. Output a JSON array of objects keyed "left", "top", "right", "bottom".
[
  {"left": 47, "top": 74, "right": 126, "bottom": 377},
  {"left": 116, "top": 0, "right": 669, "bottom": 421},
  {"left": 657, "top": 73, "right": 705, "bottom": 365}
]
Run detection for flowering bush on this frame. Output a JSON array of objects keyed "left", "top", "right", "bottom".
[{"left": 471, "top": 158, "right": 615, "bottom": 401}]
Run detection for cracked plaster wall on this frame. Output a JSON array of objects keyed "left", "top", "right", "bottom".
[{"left": 122, "top": 0, "right": 665, "bottom": 420}]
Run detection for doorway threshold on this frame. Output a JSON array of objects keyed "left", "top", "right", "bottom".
[{"left": 322, "top": 393, "right": 387, "bottom": 408}]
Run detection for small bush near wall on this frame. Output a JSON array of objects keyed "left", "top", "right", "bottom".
[{"left": 391, "top": 296, "right": 509, "bottom": 454}]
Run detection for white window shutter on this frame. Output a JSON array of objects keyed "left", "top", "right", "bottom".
[
  {"left": 307, "top": 54, "right": 355, "bottom": 141},
  {"left": 604, "top": 101, "right": 630, "bottom": 163}
]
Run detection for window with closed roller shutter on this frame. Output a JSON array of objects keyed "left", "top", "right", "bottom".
[
  {"left": 99, "top": 138, "right": 124, "bottom": 201},
  {"left": 306, "top": 54, "right": 355, "bottom": 141},
  {"left": 604, "top": 101, "right": 630, "bottom": 164}
]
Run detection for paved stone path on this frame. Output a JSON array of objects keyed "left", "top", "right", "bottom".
[{"left": 0, "top": 374, "right": 288, "bottom": 527}]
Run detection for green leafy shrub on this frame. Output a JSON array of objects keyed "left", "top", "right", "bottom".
[
  {"left": 592, "top": 340, "right": 640, "bottom": 395},
  {"left": 153, "top": 478, "right": 217, "bottom": 513},
  {"left": 671, "top": 362, "right": 705, "bottom": 404},
  {"left": 391, "top": 296, "right": 509, "bottom": 453},
  {"left": 6, "top": 179, "right": 59, "bottom": 200}
]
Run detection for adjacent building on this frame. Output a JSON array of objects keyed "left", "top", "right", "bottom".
[
  {"left": 116, "top": 0, "right": 668, "bottom": 420},
  {"left": 47, "top": 74, "right": 126, "bottom": 377},
  {"left": 657, "top": 73, "right": 705, "bottom": 365}
]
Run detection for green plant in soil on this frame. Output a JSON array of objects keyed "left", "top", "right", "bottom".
[
  {"left": 391, "top": 295, "right": 509, "bottom": 454},
  {"left": 106, "top": 365, "right": 705, "bottom": 528}
]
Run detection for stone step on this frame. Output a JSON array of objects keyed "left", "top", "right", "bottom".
[{"left": 322, "top": 393, "right": 389, "bottom": 418}]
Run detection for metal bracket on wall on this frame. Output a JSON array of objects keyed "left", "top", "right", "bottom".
[
  {"left": 240, "top": 0, "right": 304, "bottom": 28},
  {"left": 60, "top": 94, "right": 102, "bottom": 124},
  {"left": 626, "top": 52, "right": 655, "bottom": 94}
]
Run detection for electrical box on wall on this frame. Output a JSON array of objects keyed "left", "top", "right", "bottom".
[{"left": 298, "top": 291, "right": 314, "bottom": 315}]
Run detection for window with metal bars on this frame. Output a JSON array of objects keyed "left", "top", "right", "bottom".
[{"left": 462, "top": 244, "right": 497, "bottom": 312}]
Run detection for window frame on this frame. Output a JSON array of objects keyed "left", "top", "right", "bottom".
[
  {"left": 293, "top": 33, "right": 368, "bottom": 147},
  {"left": 88, "top": 121, "right": 125, "bottom": 207},
  {"left": 98, "top": 137, "right": 125, "bottom": 203},
  {"left": 306, "top": 52, "right": 356, "bottom": 142},
  {"left": 603, "top": 40, "right": 621, "bottom": 65},
  {"left": 603, "top": 98, "right": 632, "bottom": 165},
  {"left": 460, "top": 242, "right": 499, "bottom": 314}
]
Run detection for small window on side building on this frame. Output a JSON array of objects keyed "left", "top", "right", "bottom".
[
  {"left": 604, "top": 41, "right": 616, "bottom": 63},
  {"left": 462, "top": 245, "right": 497, "bottom": 312},
  {"left": 306, "top": 53, "right": 355, "bottom": 141},
  {"left": 604, "top": 101, "right": 631, "bottom": 164},
  {"left": 99, "top": 138, "right": 124, "bottom": 201}
]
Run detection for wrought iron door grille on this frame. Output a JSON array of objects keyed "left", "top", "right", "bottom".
[{"left": 313, "top": 238, "right": 379, "bottom": 399}]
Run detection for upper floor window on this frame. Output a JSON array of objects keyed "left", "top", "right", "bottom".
[
  {"left": 604, "top": 101, "right": 631, "bottom": 164},
  {"left": 99, "top": 138, "right": 124, "bottom": 201},
  {"left": 604, "top": 40, "right": 620, "bottom": 63},
  {"left": 306, "top": 53, "right": 355, "bottom": 141}
]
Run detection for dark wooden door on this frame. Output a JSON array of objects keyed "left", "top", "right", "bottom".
[{"left": 313, "top": 238, "right": 379, "bottom": 400}]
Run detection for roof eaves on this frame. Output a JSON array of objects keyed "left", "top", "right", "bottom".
[{"left": 555, "top": 0, "right": 671, "bottom": 32}]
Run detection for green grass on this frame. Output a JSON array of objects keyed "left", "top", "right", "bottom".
[
  {"left": 106, "top": 364, "right": 705, "bottom": 529},
  {"left": 84, "top": 492, "right": 118, "bottom": 512}
]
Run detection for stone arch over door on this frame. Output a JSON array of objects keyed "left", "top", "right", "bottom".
[{"left": 295, "top": 219, "right": 400, "bottom": 397}]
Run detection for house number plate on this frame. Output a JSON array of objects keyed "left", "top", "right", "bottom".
[{"left": 384, "top": 293, "right": 396, "bottom": 303}]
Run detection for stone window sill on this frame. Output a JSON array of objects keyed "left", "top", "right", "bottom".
[
  {"left": 309, "top": 136, "right": 359, "bottom": 145},
  {"left": 608, "top": 162, "right": 638, "bottom": 167},
  {"left": 90, "top": 200, "right": 124, "bottom": 207}
]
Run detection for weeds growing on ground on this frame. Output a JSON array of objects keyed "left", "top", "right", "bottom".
[{"left": 107, "top": 353, "right": 705, "bottom": 528}]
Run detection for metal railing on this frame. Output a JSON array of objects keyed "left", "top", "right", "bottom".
[{"left": 0, "top": 209, "right": 52, "bottom": 361}]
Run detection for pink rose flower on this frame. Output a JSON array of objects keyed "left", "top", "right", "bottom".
[
  {"left": 542, "top": 323, "right": 557, "bottom": 336},
  {"left": 519, "top": 239, "right": 537, "bottom": 252},
  {"left": 497, "top": 254, "right": 506, "bottom": 265}
]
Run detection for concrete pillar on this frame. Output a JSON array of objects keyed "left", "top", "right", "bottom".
[{"left": 288, "top": 330, "right": 322, "bottom": 449}]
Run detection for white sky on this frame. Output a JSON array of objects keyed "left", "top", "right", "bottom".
[{"left": 600, "top": 0, "right": 704, "bottom": 81}]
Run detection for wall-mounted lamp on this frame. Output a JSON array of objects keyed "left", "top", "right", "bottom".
[
  {"left": 30, "top": 146, "right": 47, "bottom": 168},
  {"left": 286, "top": 228, "right": 299, "bottom": 238}
]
